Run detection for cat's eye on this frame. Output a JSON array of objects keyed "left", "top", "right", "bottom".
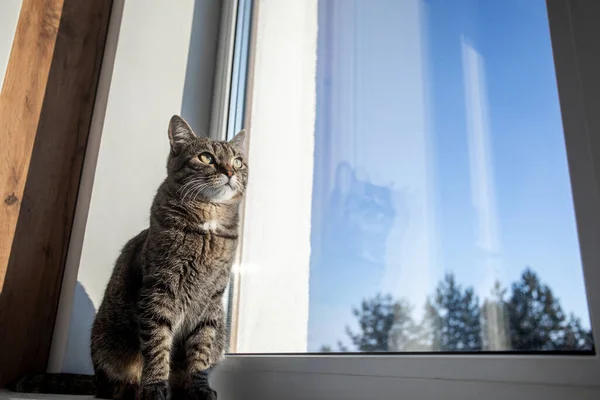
[
  {"left": 232, "top": 158, "right": 243, "bottom": 169},
  {"left": 199, "top": 152, "right": 214, "bottom": 164}
]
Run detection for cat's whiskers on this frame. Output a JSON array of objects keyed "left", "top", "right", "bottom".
[
  {"left": 178, "top": 175, "right": 205, "bottom": 189},
  {"left": 178, "top": 177, "right": 206, "bottom": 194},
  {"left": 177, "top": 180, "right": 203, "bottom": 202},
  {"left": 185, "top": 181, "right": 213, "bottom": 203},
  {"left": 181, "top": 179, "right": 210, "bottom": 202},
  {"left": 191, "top": 181, "right": 220, "bottom": 203}
]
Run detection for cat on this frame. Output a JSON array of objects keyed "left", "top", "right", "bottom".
[
  {"left": 308, "top": 161, "right": 408, "bottom": 351},
  {"left": 10, "top": 115, "right": 248, "bottom": 400},
  {"left": 323, "top": 162, "right": 397, "bottom": 265}
]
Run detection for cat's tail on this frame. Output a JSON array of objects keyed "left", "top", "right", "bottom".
[{"left": 8, "top": 373, "right": 96, "bottom": 395}]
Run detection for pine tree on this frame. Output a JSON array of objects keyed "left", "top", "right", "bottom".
[
  {"left": 425, "top": 273, "right": 482, "bottom": 351},
  {"left": 555, "top": 313, "right": 594, "bottom": 351},
  {"left": 506, "top": 268, "right": 566, "bottom": 351},
  {"left": 345, "top": 293, "right": 396, "bottom": 352},
  {"left": 332, "top": 268, "right": 593, "bottom": 354}
]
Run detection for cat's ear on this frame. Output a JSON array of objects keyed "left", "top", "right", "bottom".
[
  {"left": 335, "top": 161, "right": 355, "bottom": 194},
  {"left": 168, "top": 115, "right": 196, "bottom": 153},
  {"left": 229, "top": 129, "right": 247, "bottom": 153}
]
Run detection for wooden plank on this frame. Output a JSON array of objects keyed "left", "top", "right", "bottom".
[
  {"left": 0, "top": 0, "right": 64, "bottom": 289},
  {"left": 0, "top": 0, "right": 113, "bottom": 385}
]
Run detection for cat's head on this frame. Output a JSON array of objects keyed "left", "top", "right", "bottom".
[
  {"left": 334, "top": 162, "right": 396, "bottom": 236},
  {"left": 166, "top": 115, "right": 248, "bottom": 203}
]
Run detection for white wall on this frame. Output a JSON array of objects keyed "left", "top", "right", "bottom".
[
  {"left": 0, "top": 0, "right": 22, "bottom": 92},
  {"left": 48, "top": 0, "right": 222, "bottom": 373}
]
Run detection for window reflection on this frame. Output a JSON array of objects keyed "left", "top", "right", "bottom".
[{"left": 307, "top": 0, "right": 593, "bottom": 353}]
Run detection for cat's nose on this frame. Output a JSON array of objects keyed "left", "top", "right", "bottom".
[{"left": 225, "top": 169, "right": 233, "bottom": 178}]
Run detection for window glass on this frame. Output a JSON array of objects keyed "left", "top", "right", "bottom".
[{"left": 234, "top": 0, "right": 594, "bottom": 354}]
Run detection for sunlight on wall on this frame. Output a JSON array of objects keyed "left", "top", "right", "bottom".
[{"left": 234, "top": 0, "right": 318, "bottom": 353}]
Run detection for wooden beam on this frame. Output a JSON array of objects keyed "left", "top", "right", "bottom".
[
  {"left": 0, "top": 0, "right": 64, "bottom": 288},
  {"left": 0, "top": 0, "right": 113, "bottom": 385}
]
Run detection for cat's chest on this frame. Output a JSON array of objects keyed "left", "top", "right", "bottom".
[
  {"left": 181, "top": 232, "right": 237, "bottom": 286},
  {"left": 190, "top": 229, "right": 237, "bottom": 262},
  {"left": 177, "top": 261, "right": 229, "bottom": 322}
]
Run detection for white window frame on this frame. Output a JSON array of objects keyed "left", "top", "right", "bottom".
[{"left": 211, "top": 0, "right": 600, "bottom": 398}]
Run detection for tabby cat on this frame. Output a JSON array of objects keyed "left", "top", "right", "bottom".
[{"left": 10, "top": 115, "right": 248, "bottom": 400}]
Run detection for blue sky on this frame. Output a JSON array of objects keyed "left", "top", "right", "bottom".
[{"left": 307, "top": 0, "right": 591, "bottom": 351}]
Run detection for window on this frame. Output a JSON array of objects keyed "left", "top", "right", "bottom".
[{"left": 215, "top": 0, "right": 600, "bottom": 396}]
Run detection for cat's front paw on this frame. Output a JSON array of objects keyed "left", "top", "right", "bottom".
[
  {"left": 184, "top": 386, "right": 217, "bottom": 400},
  {"left": 141, "top": 381, "right": 171, "bottom": 400}
]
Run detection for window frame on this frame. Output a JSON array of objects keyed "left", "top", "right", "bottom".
[
  {"left": 210, "top": 0, "right": 254, "bottom": 353},
  {"left": 215, "top": 0, "right": 600, "bottom": 393}
]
